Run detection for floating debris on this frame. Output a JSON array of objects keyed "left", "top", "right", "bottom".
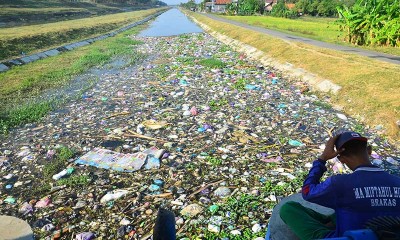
[{"left": 0, "top": 30, "right": 398, "bottom": 240}]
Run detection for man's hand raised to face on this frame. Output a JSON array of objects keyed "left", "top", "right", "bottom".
[{"left": 319, "top": 135, "right": 344, "bottom": 162}]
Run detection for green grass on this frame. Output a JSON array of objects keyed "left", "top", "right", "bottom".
[
  {"left": 201, "top": 228, "right": 265, "bottom": 239},
  {"left": 0, "top": 37, "right": 141, "bottom": 96},
  {"left": 0, "top": 0, "right": 162, "bottom": 30},
  {"left": 262, "top": 172, "right": 307, "bottom": 197},
  {"left": 199, "top": 58, "right": 226, "bottom": 68},
  {"left": 222, "top": 15, "right": 400, "bottom": 56},
  {"left": 209, "top": 98, "right": 229, "bottom": 111},
  {"left": 0, "top": 0, "right": 118, "bottom": 9},
  {"left": 0, "top": 7, "right": 85, "bottom": 15},
  {"left": 224, "top": 194, "right": 262, "bottom": 221},
  {"left": 225, "top": 16, "right": 339, "bottom": 41},
  {"left": 0, "top": 8, "right": 165, "bottom": 60},
  {"left": 206, "top": 156, "right": 223, "bottom": 166},
  {"left": 26, "top": 146, "right": 75, "bottom": 197},
  {"left": 233, "top": 78, "right": 248, "bottom": 91},
  {"left": 353, "top": 123, "right": 366, "bottom": 134},
  {"left": 313, "top": 100, "right": 333, "bottom": 109},
  {"left": 57, "top": 175, "right": 91, "bottom": 187},
  {"left": 43, "top": 146, "right": 75, "bottom": 180},
  {"left": 151, "top": 64, "right": 171, "bottom": 80},
  {"left": 0, "top": 24, "right": 148, "bottom": 134},
  {"left": 0, "top": 102, "right": 52, "bottom": 134},
  {"left": 184, "top": 193, "right": 266, "bottom": 239},
  {"left": 0, "top": 0, "right": 156, "bottom": 18},
  {"left": 177, "top": 56, "right": 196, "bottom": 65}
]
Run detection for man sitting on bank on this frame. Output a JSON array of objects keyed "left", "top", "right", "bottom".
[{"left": 280, "top": 132, "right": 400, "bottom": 239}]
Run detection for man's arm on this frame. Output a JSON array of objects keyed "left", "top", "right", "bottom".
[
  {"left": 302, "top": 136, "right": 343, "bottom": 208},
  {"left": 302, "top": 159, "right": 336, "bottom": 208}
]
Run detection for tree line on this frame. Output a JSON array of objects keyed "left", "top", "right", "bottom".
[
  {"left": 184, "top": 0, "right": 399, "bottom": 47},
  {"left": 67, "top": 0, "right": 167, "bottom": 5},
  {"left": 191, "top": 0, "right": 357, "bottom": 17}
]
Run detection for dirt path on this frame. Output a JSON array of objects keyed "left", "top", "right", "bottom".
[{"left": 201, "top": 13, "right": 400, "bottom": 65}]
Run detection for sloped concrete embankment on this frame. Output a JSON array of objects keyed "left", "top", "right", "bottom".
[{"left": 0, "top": 9, "right": 168, "bottom": 73}]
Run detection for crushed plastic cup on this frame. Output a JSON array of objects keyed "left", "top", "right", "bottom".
[
  {"left": 100, "top": 189, "right": 130, "bottom": 203},
  {"left": 35, "top": 196, "right": 51, "bottom": 208},
  {"left": 288, "top": 139, "right": 304, "bottom": 147},
  {"left": 4, "top": 196, "right": 16, "bottom": 204}
]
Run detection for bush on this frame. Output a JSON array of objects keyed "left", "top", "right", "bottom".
[
  {"left": 295, "top": 0, "right": 353, "bottom": 17},
  {"left": 337, "top": 0, "right": 400, "bottom": 47},
  {"left": 238, "top": 0, "right": 264, "bottom": 15}
]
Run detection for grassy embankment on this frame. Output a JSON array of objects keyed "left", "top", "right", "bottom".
[
  {"left": 0, "top": 0, "right": 119, "bottom": 9},
  {"left": 0, "top": 0, "right": 114, "bottom": 17},
  {"left": 0, "top": 7, "right": 85, "bottom": 15},
  {"left": 189, "top": 12, "right": 400, "bottom": 142},
  {"left": 0, "top": 8, "right": 165, "bottom": 60},
  {"left": 221, "top": 15, "right": 400, "bottom": 57},
  {"left": 0, "top": 0, "right": 156, "bottom": 27},
  {"left": 0, "top": 12, "right": 160, "bottom": 133}
]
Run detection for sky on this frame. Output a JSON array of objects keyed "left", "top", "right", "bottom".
[{"left": 163, "top": 0, "right": 200, "bottom": 5}]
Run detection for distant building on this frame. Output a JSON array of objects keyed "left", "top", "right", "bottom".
[
  {"left": 265, "top": 0, "right": 277, "bottom": 12},
  {"left": 265, "top": 1, "right": 296, "bottom": 12},
  {"left": 205, "top": 1, "right": 213, "bottom": 12},
  {"left": 285, "top": 3, "right": 296, "bottom": 10},
  {"left": 209, "top": 0, "right": 232, "bottom": 13}
]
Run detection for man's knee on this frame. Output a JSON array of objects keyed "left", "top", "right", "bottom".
[{"left": 280, "top": 201, "right": 302, "bottom": 223}]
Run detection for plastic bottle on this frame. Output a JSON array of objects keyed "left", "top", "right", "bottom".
[{"left": 52, "top": 167, "right": 74, "bottom": 180}]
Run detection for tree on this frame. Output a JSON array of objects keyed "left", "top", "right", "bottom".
[
  {"left": 317, "top": 0, "right": 337, "bottom": 16},
  {"left": 226, "top": 2, "right": 238, "bottom": 15},
  {"left": 271, "top": 0, "right": 288, "bottom": 17},
  {"left": 180, "top": 0, "right": 197, "bottom": 9},
  {"left": 270, "top": 0, "right": 297, "bottom": 18},
  {"left": 238, "top": 0, "right": 264, "bottom": 15},
  {"left": 294, "top": 0, "right": 310, "bottom": 14}
]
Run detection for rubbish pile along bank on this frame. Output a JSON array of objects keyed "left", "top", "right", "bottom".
[{"left": 0, "top": 33, "right": 399, "bottom": 239}]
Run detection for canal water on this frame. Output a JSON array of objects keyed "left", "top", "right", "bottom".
[{"left": 138, "top": 8, "right": 203, "bottom": 37}]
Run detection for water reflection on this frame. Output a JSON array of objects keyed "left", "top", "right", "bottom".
[{"left": 139, "top": 8, "right": 203, "bottom": 37}]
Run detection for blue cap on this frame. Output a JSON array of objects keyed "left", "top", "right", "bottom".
[{"left": 335, "top": 131, "right": 367, "bottom": 150}]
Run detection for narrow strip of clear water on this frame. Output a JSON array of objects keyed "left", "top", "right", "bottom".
[{"left": 138, "top": 8, "right": 203, "bottom": 37}]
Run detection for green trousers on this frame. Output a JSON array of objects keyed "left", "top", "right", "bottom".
[{"left": 279, "top": 201, "right": 336, "bottom": 240}]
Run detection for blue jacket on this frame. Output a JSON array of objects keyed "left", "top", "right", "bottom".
[{"left": 302, "top": 160, "right": 400, "bottom": 237}]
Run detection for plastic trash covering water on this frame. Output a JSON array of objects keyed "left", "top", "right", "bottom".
[{"left": 0, "top": 31, "right": 399, "bottom": 239}]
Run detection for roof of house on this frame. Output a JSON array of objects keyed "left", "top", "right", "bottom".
[
  {"left": 215, "top": 0, "right": 231, "bottom": 5},
  {"left": 285, "top": 3, "right": 295, "bottom": 9}
]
